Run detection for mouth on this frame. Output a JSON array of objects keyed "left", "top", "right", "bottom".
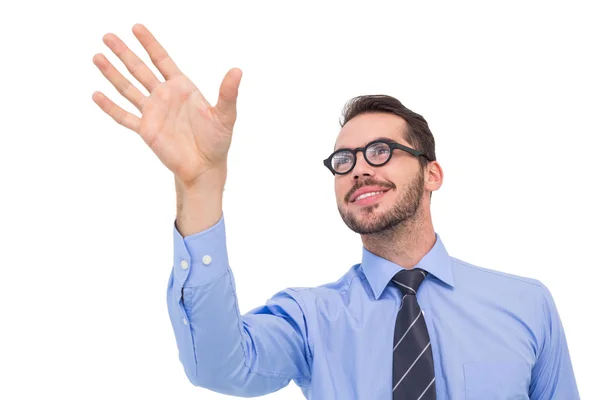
[{"left": 351, "top": 190, "right": 389, "bottom": 206}]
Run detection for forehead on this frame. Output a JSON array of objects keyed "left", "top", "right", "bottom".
[{"left": 334, "top": 112, "right": 408, "bottom": 151}]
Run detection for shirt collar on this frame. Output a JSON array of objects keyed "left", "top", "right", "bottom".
[{"left": 360, "top": 232, "right": 455, "bottom": 300}]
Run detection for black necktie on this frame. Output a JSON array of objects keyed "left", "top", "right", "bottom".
[{"left": 391, "top": 268, "right": 436, "bottom": 400}]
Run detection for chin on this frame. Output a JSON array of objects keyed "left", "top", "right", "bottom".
[{"left": 351, "top": 200, "right": 387, "bottom": 212}]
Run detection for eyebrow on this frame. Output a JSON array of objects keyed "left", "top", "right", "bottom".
[{"left": 334, "top": 136, "right": 397, "bottom": 152}]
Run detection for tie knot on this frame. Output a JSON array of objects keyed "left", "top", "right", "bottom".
[{"left": 391, "top": 268, "right": 428, "bottom": 295}]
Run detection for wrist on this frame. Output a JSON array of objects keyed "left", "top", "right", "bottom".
[{"left": 176, "top": 166, "right": 227, "bottom": 194}]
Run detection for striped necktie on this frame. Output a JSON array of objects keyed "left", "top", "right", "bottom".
[{"left": 391, "top": 268, "right": 436, "bottom": 400}]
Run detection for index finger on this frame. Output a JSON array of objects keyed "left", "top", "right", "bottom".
[{"left": 132, "top": 23, "right": 183, "bottom": 80}]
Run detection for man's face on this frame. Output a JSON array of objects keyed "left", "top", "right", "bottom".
[{"left": 333, "top": 112, "right": 426, "bottom": 234}]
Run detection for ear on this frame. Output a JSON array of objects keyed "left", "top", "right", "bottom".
[{"left": 425, "top": 161, "right": 443, "bottom": 192}]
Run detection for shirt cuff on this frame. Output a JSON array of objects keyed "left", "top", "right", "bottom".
[{"left": 172, "top": 213, "right": 229, "bottom": 288}]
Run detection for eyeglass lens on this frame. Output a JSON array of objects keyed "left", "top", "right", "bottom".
[{"left": 332, "top": 142, "right": 391, "bottom": 174}]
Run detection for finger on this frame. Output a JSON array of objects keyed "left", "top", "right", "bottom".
[
  {"left": 92, "top": 91, "right": 141, "bottom": 133},
  {"left": 132, "top": 23, "right": 183, "bottom": 81},
  {"left": 102, "top": 32, "right": 162, "bottom": 94},
  {"left": 93, "top": 53, "right": 146, "bottom": 112},
  {"left": 214, "top": 68, "right": 243, "bottom": 130}
]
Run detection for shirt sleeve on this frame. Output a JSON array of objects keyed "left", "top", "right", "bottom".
[
  {"left": 166, "top": 213, "right": 313, "bottom": 397},
  {"left": 529, "top": 282, "right": 580, "bottom": 399}
]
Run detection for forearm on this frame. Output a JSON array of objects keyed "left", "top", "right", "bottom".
[
  {"left": 175, "top": 166, "right": 227, "bottom": 237},
  {"left": 167, "top": 267, "right": 267, "bottom": 394},
  {"left": 167, "top": 216, "right": 252, "bottom": 394},
  {"left": 177, "top": 272, "right": 297, "bottom": 396},
  {"left": 168, "top": 207, "right": 303, "bottom": 396}
]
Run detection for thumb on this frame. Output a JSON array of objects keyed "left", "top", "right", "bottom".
[{"left": 214, "top": 67, "right": 243, "bottom": 129}]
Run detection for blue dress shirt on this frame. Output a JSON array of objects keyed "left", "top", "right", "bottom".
[{"left": 167, "top": 213, "right": 580, "bottom": 399}]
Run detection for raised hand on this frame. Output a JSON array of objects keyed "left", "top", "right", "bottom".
[{"left": 92, "top": 24, "right": 242, "bottom": 186}]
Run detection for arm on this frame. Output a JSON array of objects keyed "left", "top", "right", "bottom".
[
  {"left": 166, "top": 176, "right": 312, "bottom": 396},
  {"left": 92, "top": 22, "right": 291, "bottom": 396},
  {"left": 529, "top": 282, "right": 580, "bottom": 399}
]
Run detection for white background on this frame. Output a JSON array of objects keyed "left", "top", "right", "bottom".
[{"left": 0, "top": 0, "right": 598, "bottom": 398}]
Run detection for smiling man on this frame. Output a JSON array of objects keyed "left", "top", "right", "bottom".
[
  {"left": 166, "top": 96, "right": 580, "bottom": 399},
  {"left": 92, "top": 25, "right": 579, "bottom": 399}
]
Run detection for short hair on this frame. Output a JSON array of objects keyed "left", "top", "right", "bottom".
[{"left": 339, "top": 95, "right": 436, "bottom": 170}]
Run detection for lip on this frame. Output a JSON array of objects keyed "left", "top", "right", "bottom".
[
  {"left": 349, "top": 186, "right": 391, "bottom": 203},
  {"left": 353, "top": 191, "right": 388, "bottom": 206}
]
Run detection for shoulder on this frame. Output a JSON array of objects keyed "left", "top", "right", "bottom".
[
  {"left": 450, "top": 256, "right": 544, "bottom": 289},
  {"left": 448, "top": 256, "right": 552, "bottom": 320}
]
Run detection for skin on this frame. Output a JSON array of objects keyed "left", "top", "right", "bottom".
[
  {"left": 92, "top": 24, "right": 242, "bottom": 236},
  {"left": 91, "top": 25, "right": 442, "bottom": 252},
  {"left": 333, "top": 112, "right": 444, "bottom": 269}
]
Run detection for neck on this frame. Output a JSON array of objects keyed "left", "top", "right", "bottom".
[{"left": 360, "top": 205, "right": 436, "bottom": 269}]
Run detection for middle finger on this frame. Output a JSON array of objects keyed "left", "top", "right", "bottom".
[{"left": 103, "top": 33, "right": 162, "bottom": 94}]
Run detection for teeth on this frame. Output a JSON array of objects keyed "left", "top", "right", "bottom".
[{"left": 355, "top": 191, "right": 385, "bottom": 202}]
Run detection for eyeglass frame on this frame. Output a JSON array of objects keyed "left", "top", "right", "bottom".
[{"left": 323, "top": 138, "right": 431, "bottom": 175}]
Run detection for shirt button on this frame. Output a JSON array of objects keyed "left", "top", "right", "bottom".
[
  {"left": 180, "top": 260, "right": 189, "bottom": 270},
  {"left": 182, "top": 318, "right": 188, "bottom": 325},
  {"left": 202, "top": 255, "right": 212, "bottom": 265}
]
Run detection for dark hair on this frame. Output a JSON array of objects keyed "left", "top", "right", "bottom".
[{"left": 339, "top": 95, "right": 436, "bottom": 171}]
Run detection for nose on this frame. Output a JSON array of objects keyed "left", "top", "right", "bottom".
[{"left": 352, "top": 151, "right": 374, "bottom": 179}]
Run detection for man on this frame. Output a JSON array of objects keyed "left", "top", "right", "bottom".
[{"left": 92, "top": 24, "right": 580, "bottom": 399}]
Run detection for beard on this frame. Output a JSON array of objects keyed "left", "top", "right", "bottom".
[{"left": 338, "top": 169, "right": 425, "bottom": 235}]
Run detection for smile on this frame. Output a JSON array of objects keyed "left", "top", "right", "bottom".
[{"left": 352, "top": 190, "right": 388, "bottom": 205}]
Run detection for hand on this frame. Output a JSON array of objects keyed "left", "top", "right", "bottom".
[{"left": 92, "top": 24, "right": 242, "bottom": 186}]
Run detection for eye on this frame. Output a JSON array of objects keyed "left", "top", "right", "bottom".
[
  {"left": 331, "top": 151, "right": 355, "bottom": 173},
  {"left": 366, "top": 143, "right": 391, "bottom": 161},
  {"left": 333, "top": 156, "right": 352, "bottom": 167}
]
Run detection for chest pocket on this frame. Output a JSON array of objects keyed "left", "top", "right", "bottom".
[{"left": 464, "top": 361, "right": 531, "bottom": 400}]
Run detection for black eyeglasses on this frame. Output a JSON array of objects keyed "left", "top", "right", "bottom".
[{"left": 323, "top": 138, "right": 430, "bottom": 175}]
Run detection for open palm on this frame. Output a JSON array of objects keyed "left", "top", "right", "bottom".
[{"left": 92, "top": 24, "right": 242, "bottom": 185}]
